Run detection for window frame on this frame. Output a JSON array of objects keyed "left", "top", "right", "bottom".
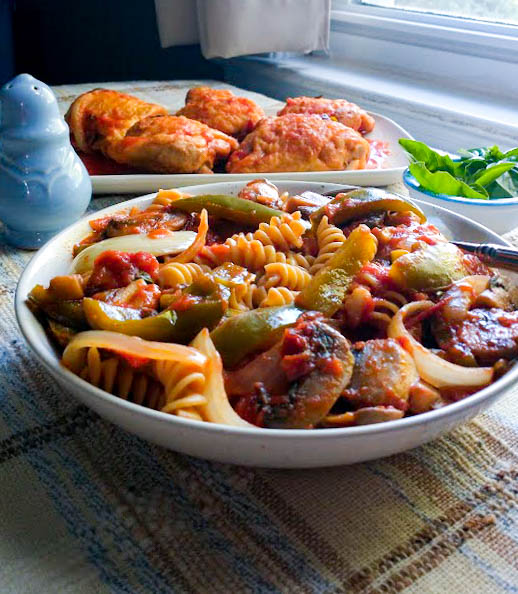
[{"left": 331, "top": 0, "right": 518, "bottom": 63}]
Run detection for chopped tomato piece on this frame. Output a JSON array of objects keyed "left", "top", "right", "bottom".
[{"left": 87, "top": 250, "right": 159, "bottom": 294}]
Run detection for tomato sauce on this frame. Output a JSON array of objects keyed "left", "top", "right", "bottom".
[
  {"left": 77, "top": 151, "right": 140, "bottom": 175},
  {"left": 87, "top": 251, "right": 159, "bottom": 294},
  {"left": 366, "top": 140, "right": 390, "bottom": 169}
]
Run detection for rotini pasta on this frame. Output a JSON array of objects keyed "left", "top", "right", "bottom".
[
  {"left": 260, "top": 263, "right": 311, "bottom": 290},
  {"left": 310, "top": 216, "right": 346, "bottom": 275},
  {"left": 369, "top": 291, "right": 408, "bottom": 327},
  {"left": 245, "top": 211, "right": 307, "bottom": 251},
  {"left": 79, "top": 346, "right": 164, "bottom": 409},
  {"left": 259, "top": 287, "right": 299, "bottom": 307},
  {"left": 158, "top": 262, "right": 209, "bottom": 289},
  {"left": 228, "top": 283, "right": 266, "bottom": 311},
  {"left": 154, "top": 359, "right": 207, "bottom": 419},
  {"left": 345, "top": 267, "right": 408, "bottom": 328},
  {"left": 195, "top": 235, "right": 314, "bottom": 272}
]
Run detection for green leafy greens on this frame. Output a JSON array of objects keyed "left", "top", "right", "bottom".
[{"left": 399, "top": 139, "right": 518, "bottom": 200}]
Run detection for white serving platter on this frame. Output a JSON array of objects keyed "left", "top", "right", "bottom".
[
  {"left": 15, "top": 180, "right": 518, "bottom": 468},
  {"left": 91, "top": 112, "right": 413, "bottom": 194}
]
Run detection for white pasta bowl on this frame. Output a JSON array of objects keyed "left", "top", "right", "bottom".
[{"left": 15, "top": 181, "right": 518, "bottom": 468}]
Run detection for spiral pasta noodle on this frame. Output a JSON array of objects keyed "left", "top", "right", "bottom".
[
  {"left": 350, "top": 268, "right": 408, "bottom": 328},
  {"left": 158, "top": 262, "right": 209, "bottom": 289},
  {"left": 259, "top": 287, "right": 299, "bottom": 307},
  {"left": 245, "top": 211, "right": 306, "bottom": 251},
  {"left": 370, "top": 291, "right": 408, "bottom": 327},
  {"left": 260, "top": 263, "right": 311, "bottom": 290},
  {"left": 310, "top": 216, "right": 346, "bottom": 275},
  {"left": 78, "top": 347, "right": 164, "bottom": 409},
  {"left": 154, "top": 359, "right": 207, "bottom": 420},
  {"left": 228, "top": 283, "right": 267, "bottom": 311},
  {"left": 195, "top": 235, "right": 314, "bottom": 272}
]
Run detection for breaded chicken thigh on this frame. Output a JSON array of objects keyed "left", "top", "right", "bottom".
[
  {"left": 278, "top": 96, "right": 375, "bottom": 135},
  {"left": 104, "top": 115, "right": 238, "bottom": 174},
  {"left": 176, "top": 86, "right": 265, "bottom": 140},
  {"left": 226, "top": 114, "right": 370, "bottom": 174},
  {"left": 65, "top": 89, "right": 167, "bottom": 153}
]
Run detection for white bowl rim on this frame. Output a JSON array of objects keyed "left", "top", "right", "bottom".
[
  {"left": 14, "top": 181, "right": 518, "bottom": 442},
  {"left": 403, "top": 168, "right": 518, "bottom": 206}
]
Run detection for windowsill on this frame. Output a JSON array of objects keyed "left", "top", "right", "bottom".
[{"left": 222, "top": 54, "right": 518, "bottom": 152}]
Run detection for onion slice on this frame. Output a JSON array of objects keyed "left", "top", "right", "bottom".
[
  {"left": 62, "top": 330, "right": 206, "bottom": 374},
  {"left": 169, "top": 208, "right": 208, "bottom": 264},
  {"left": 71, "top": 231, "right": 197, "bottom": 273},
  {"left": 191, "top": 328, "right": 253, "bottom": 427},
  {"left": 457, "top": 275, "right": 490, "bottom": 295},
  {"left": 387, "top": 301, "right": 493, "bottom": 389}
]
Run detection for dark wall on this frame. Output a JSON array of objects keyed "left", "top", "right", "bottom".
[
  {"left": 0, "top": 0, "right": 15, "bottom": 84},
  {"left": 12, "top": 0, "right": 222, "bottom": 85}
]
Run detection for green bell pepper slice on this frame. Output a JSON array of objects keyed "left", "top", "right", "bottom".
[
  {"left": 211, "top": 305, "right": 304, "bottom": 368},
  {"left": 389, "top": 242, "right": 467, "bottom": 290},
  {"left": 83, "top": 298, "right": 178, "bottom": 341},
  {"left": 168, "top": 299, "right": 225, "bottom": 343},
  {"left": 47, "top": 320, "right": 78, "bottom": 348},
  {"left": 28, "top": 285, "right": 88, "bottom": 329},
  {"left": 296, "top": 224, "right": 378, "bottom": 316},
  {"left": 170, "top": 194, "right": 284, "bottom": 225},
  {"left": 311, "top": 188, "right": 426, "bottom": 227}
]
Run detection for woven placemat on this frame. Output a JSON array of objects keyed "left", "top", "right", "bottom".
[{"left": 0, "top": 82, "right": 516, "bottom": 593}]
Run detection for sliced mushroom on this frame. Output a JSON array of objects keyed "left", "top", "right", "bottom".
[
  {"left": 343, "top": 338, "right": 418, "bottom": 409},
  {"left": 353, "top": 406, "right": 404, "bottom": 425},
  {"left": 263, "top": 317, "right": 354, "bottom": 429}
]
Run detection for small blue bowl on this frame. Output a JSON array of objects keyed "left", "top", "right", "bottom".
[{"left": 403, "top": 168, "right": 518, "bottom": 234}]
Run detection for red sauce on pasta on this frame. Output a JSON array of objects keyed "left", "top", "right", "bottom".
[{"left": 87, "top": 251, "right": 159, "bottom": 293}]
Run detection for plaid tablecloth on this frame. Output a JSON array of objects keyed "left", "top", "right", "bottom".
[{"left": 1, "top": 81, "right": 517, "bottom": 593}]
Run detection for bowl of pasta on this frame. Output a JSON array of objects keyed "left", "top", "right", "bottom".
[{"left": 15, "top": 180, "right": 518, "bottom": 468}]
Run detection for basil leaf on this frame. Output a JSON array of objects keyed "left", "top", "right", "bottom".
[
  {"left": 474, "top": 161, "right": 516, "bottom": 187},
  {"left": 485, "top": 180, "right": 514, "bottom": 199},
  {"left": 409, "top": 162, "right": 489, "bottom": 200},
  {"left": 462, "top": 146, "right": 505, "bottom": 162},
  {"left": 486, "top": 169, "right": 518, "bottom": 198},
  {"left": 399, "top": 139, "right": 458, "bottom": 174},
  {"left": 503, "top": 147, "right": 518, "bottom": 161}
]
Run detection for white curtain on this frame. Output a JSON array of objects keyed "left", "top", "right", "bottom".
[{"left": 154, "top": 0, "right": 331, "bottom": 59}]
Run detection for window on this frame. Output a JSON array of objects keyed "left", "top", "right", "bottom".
[
  {"left": 359, "top": 0, "right": 518, "bottom": 27},
  {"left": 330, "top": 0, "right": 518, "bottom": 93}
]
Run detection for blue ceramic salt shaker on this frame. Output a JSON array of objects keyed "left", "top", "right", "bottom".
[{"left": 0, "top": 74, "right": 91, "bottom": 249}]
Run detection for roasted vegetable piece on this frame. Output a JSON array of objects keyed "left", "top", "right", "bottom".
[
  {"left": 353, "top": 406, "right": 404, "bottom": 425},
  {"left": 389, "top": 242, "right": 467, "bottom": 290},
  {"left": 262, "top": 318, "right": 354, "bottom": 429},
  {"left": 342, "top": 339, "right": 418, "bottom": 409},
  {"left": 49, "top": 275, "right": 85, "bottom": 300},
  {"left": 296, "top": 224, "right": 377, "bottom": 316},
  {"left": 28, "top": 285, "right": 88, "bottom": 329},
  {"left": 211, "top": 263, "right": 255, "bottom": 288},
  {"left": 165, "top": 277, "right": 226, "bottom": 343},
  {"left": 47, "top": 320, "right": 78, "bottom": 348},
  {"left": 168, "top": 194, "right": 285, "bottom": 225},
  {"left": 71, "top": 232, "right": 196, "bottom": 273},
  {"left": 211, "top": 263, "right": 256, "bottom": 303},
  {"left": 210, "top": 305, "right": 304, "bottom": 367},
  {"left": 83, "top": 298, "right": 178, "bottom": 341},
  {"left": 169, "top": 299, "right": 225, "bottom": 343},
  {"left": 225, "top": 342, "right": 289, "bottom": 397},
  {"left": 311, "top": 188, "right": 426, "bottom": 227}
]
